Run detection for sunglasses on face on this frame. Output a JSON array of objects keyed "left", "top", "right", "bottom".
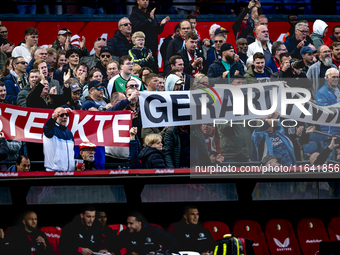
[
  {"left": 215, "top": 40, "right": 224, "bottom": 43},
  {"left": 96, "top": 86, "right": 105, "bottom": 91},
  {"left": 16, "top": 61, "right": 28, "bottom": 65},
  {"left": 97, "top": 38, "right": 106, "bottom": 41},
  {"left": 101, "top": 54, "right": 111, "bottom": 58},
  {"left": 121, "top": 23, "right": 132, "bottom": 27},
  {"left": 128, "top": 84, "right": 139, "bottom": 88},
  {"left": 0, "top": 31, "right": 8, "bottom": 34},
  {"left": 59, "top": 113, "right": 69, "bottom": 117}
]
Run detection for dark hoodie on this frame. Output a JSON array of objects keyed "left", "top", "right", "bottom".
[
  {"left": 139, "top": 145, "right": 167, "bottom": 169},
  {"left": 170, "top": 218, "right": 215, "bottom": 253},
  {"left": 117, "top": 222, "right": 177, "bottom": 254},
  {"left": 59, "top": 215, "right": 107, "bottom": 255}
]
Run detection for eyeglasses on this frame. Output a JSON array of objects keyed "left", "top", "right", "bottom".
[
  {"left": 128, "top": 84, "right": 139, "bottom": 88},
  {"left": 297, "top": 29, "right": 309, "bottom": 34},
  {"left": 15, "top": 61, "right": 28, "bottom": 65},
  {"left": 101, "top": 54, "right": 111, "bottom": 58},
  {"left": 97, "top": 38, "right": 106, "bottom": 41},
  {"left": 59, "top": 113, "right": 69, "bottom": 117},
  {"left": 0, "top": 31, "right": 8, "bottom": 34},
  {"left": 215, "top": 40, "right": 224, "bottom": 43},
  {"left": 121, "top": 23, "right": 132, "bottom": 27},
  {"left": 96, "top": 86, "right": 105, "bottom": 91}
]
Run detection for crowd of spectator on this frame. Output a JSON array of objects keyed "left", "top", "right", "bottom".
[{"left": 1, "top": 0, "right": 340, "bottom": 172}]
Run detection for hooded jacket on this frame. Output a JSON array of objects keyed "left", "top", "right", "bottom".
[
  {"left": 165, "top": 74, "right": 183, "bottom": 91},
  {"left": 139, "top": 145, "right": 167, "bottom": 169},
  {"left": 310, "top": 19, "right": 328, "bottom": 50},
  {"left": 117, "top": 222, "right": 177, "bottom": 254},
  {"left": 59, "top": 215, "right": 106, "bottom": 255}
]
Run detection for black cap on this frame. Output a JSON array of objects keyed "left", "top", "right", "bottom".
[
  {"left": 220, "top": 43, "right": 234, "bottom": 52},
  {"left": 100, "top": 46, "right": 113, "bottom": 56},
  {"left": 58, "top": 28, "right": 72, "bottom": 35},
  {"left": 88, "top": 80, "right": 104, "bottom": 90}
]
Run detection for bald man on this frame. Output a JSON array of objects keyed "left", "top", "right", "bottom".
[
  {"left": 43, "top": 107, "right": 75, "bottom": 171},
  {"left": 247, "top": 25, "right": 272, "bottom": 63}
]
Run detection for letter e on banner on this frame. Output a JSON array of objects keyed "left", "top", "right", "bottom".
[{"left": 112, "top": 113, "right": 131, "bottom": 145}]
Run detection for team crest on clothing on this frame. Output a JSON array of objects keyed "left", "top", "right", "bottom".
[
  {"left": 185, "top": 234, "right": 190, "bottom": 238},
  {"left": 91, "top": 235, "right": 95, "bottom": 243},
  {"left": 146, "top": 237, "right": 152, "bottom": 243}
]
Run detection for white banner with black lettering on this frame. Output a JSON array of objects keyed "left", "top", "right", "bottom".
[{"left": 139, "top": 82, "right": 340, "bottom": 128}]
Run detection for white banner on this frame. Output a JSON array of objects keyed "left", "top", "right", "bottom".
[{"left": 139, "top": 82, "right": 340, "bottom": 128}]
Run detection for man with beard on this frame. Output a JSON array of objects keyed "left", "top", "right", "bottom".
[
  {"left": 331, "top": 42, "right": 340, "bottom": 67},
  {"left": 77, "top": 142, "right": 97, "bottom": 170},
  {"left": 7, "top": 211, "right": 55, "bottom": 255},
  {"left": 307, "top": 44, "right": 337, "bottom": 97},
  {"left": 117, "top": 211, "right": 176, "bottom": 255},
  {"left": 61, "top": 78, "right": 82, "bottom": 110},
  {"left": 207, "top": 43, "right": 245, "bottom": 81},
  {"left": 170, "top": 205, "right": 214, "bottom": 254},
  {"left": 94, "top": 46, "right": 114, "bottom": 80},
  {"left": 284, "top": 22, "right": 312, "bottom": 60},
  {"left": 247, "top": 25, "right": 272, "bottom": 63},
  {"left": 59, "top": 206, "right": 110, "bottom": 255},
  {"left": 236, "top": 37, "right": 248, "bottom": 65}
]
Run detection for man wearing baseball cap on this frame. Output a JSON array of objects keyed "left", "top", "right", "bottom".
[
  {"left": 300, "top": 46, "right": 317, "bottom": 74},
  {"left": 52, "top": 28, "right": 89, "bottom": 58},
  {"left": 207, "top": 43, "right": 245, "bottom": 81},
  {"left": 93, "top": 46, "right": 116, "bottom": 80},
  {"left": 77, "top": 142, "right": 97, "bottom": 170},
  {"left": 61, "top": 78, "right": 83, "bottom": 110},
  {"left": 83, "top": 80, "right": 110, "bottom": 111}
]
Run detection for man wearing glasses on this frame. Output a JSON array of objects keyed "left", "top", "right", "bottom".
[
  {"left": 94, "top": 46, "right": 116, "bottom": 80},
  {"left": 4, "top": 56, "right": 28, "bottom": 104},
  {"left": 107, "top": 17, "right": 134, "bottom": 58},
  {"left": 81, "top": 37, "right": 110, "bottom": 70},
  {"left": 0, "top": 25, "right": 14, "bottom": 57},
  {"left": 284, "top": 22, "right": 313, "bottom": 60},
  {"left": 107, "top": 55, "right": 142, "bottom": 97},
  {"left": 83, "top": 80, "right": 110, "bottom": 111},
  {"left": 43, "top": 107, "right": 75, "bottom": 171}
]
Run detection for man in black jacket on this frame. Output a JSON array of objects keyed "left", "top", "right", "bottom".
[
  {"left": 130, "top": 0, "right": 170, "bottom": 73},
  {"left": 170, "top": 205, "right": 215, "bottom": 254},
  {"left": 177, "top": 31, "right": 207, "bottom": 77},
  {"left": 7, "top": 211, "right": 55, "bottom": 255},
  {"left": 59, "top": 206, "right": 110, "bottom": 255},
  {"left": 117, "top": 211, "right": 177, "bottom": 255},
  {"left": 107, "top": 17, "right": 134, "bottom": 58}
]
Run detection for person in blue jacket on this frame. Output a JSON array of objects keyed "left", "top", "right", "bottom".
[{"left": 252, "top": 112, "right": 297, "bottom": 166}]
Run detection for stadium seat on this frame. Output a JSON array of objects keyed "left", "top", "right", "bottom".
[
  {"left": 303, "top": 141, "right": 318, "bottom": 155},
  {"left": 259, "top": 0, "right": 281, "bottom": 14},
  {"left": 108, "top": 224, "right": 127, "bottom": 235},
  {"left": 297, "top": 217, "right": 329, "bottom": 255},
  {"left": 202, "top": 221, "right": 231, "bottom": 241},
  {"left": 309, "top": 132, "right": 324, "bottom": 153},
  {"left": 265, "top": 218, "right": 301, "bottom": 255},
  {"left": 327, "top": 216, "right": 340, "bottom": 241},
  {"left": 40, "top": 226, "right": 62, "bottom": 255},
  {"left": 167, "top": 222, "right": 178, "bottom": 233},
  {"left": 233, "top": 220, "right": 270, "bottom": 255}
]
